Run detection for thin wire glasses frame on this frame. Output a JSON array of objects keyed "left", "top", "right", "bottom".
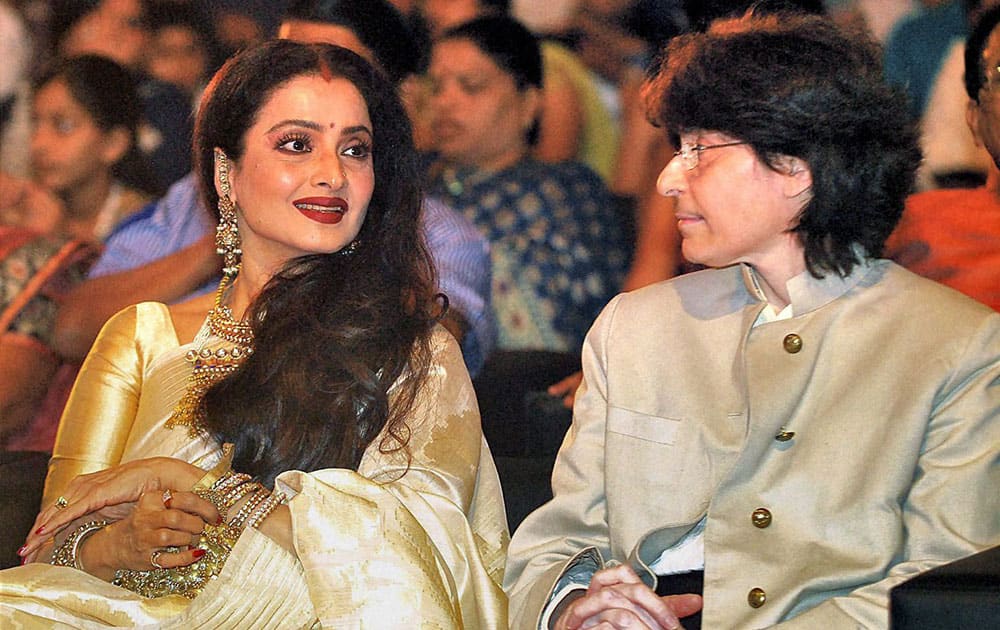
[{"left": 672, "top": 141, "right": 748, "bottom": 170}]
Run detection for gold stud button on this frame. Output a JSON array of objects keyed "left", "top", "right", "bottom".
[
  {"left": 751, "top": 508, "right": 772, "bottom": 528},
  {"left": 783, "top": 333, "right": 802, "bottom": 353},
  {"left": 775, "top": 428, "right": 795, "bottom": 442},
  {"left": 748, "top": 587, "right": 767, "bottom": 608}
]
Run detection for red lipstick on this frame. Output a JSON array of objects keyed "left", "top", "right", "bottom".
[{"left": 293, "top": 197, "right": 347, "bottom": 225}]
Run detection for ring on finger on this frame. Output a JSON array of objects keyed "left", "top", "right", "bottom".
[
  {"left": 162, "top": 488, "right": 173, "bottom": 507},
  {"left": 54, "top": 496, "right": 69, "bottom": 510},
  {"left": 150, "top": 549, "right": 167, "bottom": 570}
]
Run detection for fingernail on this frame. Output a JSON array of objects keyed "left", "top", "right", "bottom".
[
  {"left": 34, "top": 526, "right": 44, "bottom": 535},
  {"left": 216, "top": 515, "right": 224, "bottom": 525},
  {"left": 192, "top": 549, "right": 206, "bottom": 559},
  {"left": 17, "top": 545, "right": 27, "bottom": 557},
  {"left": 20, "top": 555, "right": 27, "bottom": 565}
]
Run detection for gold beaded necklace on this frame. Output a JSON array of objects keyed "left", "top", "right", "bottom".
[{"left": 167, "top": 275, "right": 254, "bottom": 434}]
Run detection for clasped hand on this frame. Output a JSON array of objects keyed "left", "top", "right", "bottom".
[
  {"left": 554, "top": 564, "right": 702, "bottom": 630},
  {"left": 19, "top": 457, "right": 218, "bottom": 576}
]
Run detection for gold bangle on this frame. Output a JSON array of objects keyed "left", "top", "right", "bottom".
[
  {"left": 218, "top": 479, "right": 259, "bottom": 510},
  {"left": 245, "top": 492, "right": 285, "bottom": 530},
  {"left": 195, "top": 474, "right": 255, "bottom": 522},
  {"left": 51, "top": 520, "right": 109, "bottom": 570},
  {"left": 190, "top": 443, "right": 235, "bottom": 495},
  {"left": 227, "top": 486, "right": 269, "bottom": 535}
]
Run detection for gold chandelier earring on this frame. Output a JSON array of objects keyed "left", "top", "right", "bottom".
[{"left": 215, "top": 150, "right": 242, "bottom": 277}]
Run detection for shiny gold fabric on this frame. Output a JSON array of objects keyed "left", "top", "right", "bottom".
[{"left": 2, "top": 303, "right": 509, "bottom": 628}]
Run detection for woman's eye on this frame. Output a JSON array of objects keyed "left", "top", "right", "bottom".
[
  {"left": 459, "top": 78, "right": 486, "bottom": 94},
  {"left": 55, "top": 118, "right": 77, "bottom": 134},
  {"left": 277, "top": 136, "right": 310, "bottom": 152},
  {"left": 343, "top": 142, "right": 371, "bottom": 159}
]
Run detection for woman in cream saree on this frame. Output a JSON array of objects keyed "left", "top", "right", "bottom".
[{"left": 1, "top": 40, "right": 507, "bottom": 628}]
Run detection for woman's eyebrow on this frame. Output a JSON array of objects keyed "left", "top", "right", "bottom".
[{"left": 265, "top": 119, "right": 323, "bottom": 133}]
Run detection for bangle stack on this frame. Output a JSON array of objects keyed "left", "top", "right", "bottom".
[
  {"left": 50, "top": 520, "right": 110, "bottom": 571},
  {"left": 112, "top": 468, "right": 285, "bottom": 600}
]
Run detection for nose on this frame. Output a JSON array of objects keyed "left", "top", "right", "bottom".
[
  {"left": 311, "top": 151, "right": 346, "bottom": 190},
  {"left": 30, "top": 125, "right": 53, "bottom": 159},
  {"left": 430, "top": 78, "right": 457, "bottom": 111},
  {"left": 656, "top": 156, "right": 686, "bottom": 197}
]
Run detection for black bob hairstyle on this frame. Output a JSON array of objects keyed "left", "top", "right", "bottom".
[{"left": 646, "top": 11, "right": 922, "bottom": 278}]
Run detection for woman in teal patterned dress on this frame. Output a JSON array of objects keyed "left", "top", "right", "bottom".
[
  {"left": 424, "top": 15, "right": 628, "bottom": 463},
  {"left": 425, "top": 15, "right": 627, "bottom": 357}
]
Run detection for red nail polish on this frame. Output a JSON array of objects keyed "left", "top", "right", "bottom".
[
  {"left": 20, "top": 555, "right": 27, "bottom": 565},
  {"left": 17, "top": 545, "right": 27, "bottom": 557},
  {"left": 34, "top": 526, "right": 44, "bottom": 535},
  {"left": 216, "top": 515, "right": 224, "bottom": 525},
  {"left": 192, "top": 549, "right": 206, "bottom": 559}
]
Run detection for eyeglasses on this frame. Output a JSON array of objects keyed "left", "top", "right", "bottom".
[{"left": 672, "top": 141, "right": 748, "bottom": 170}]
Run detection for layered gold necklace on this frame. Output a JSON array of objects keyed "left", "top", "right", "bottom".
[{"left": 168, "top": 275, "right": 254, "bottom": 435}]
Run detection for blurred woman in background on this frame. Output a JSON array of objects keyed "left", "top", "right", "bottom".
[{"left": 425, "top": 15, "right": 627, "bottom": 454}]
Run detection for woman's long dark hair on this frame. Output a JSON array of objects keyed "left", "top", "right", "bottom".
[
  {"left": 195, "top": 40, "right": 438, "bottom": 487},
  {"left": 33, "top": 55, "right": 162, "bottom": 197}
]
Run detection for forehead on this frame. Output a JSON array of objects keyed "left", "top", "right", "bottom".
[
  {"left": 431, "top": 38, "right": 501, "bottom": 73},
  {"left": 253, "top": 75, "right": 370, "bottom": 125},
  {"left": 34, "top": 80, "right": 80, "bottom": 108},
  {"left": 99, "top": 0, "right": 143, "bottom": 20}
]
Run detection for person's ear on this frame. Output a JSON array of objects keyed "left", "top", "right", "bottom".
[
  {"left": 967, "top": 99, "right": 984, "bottom": 147},
  {"left": 520, "top": 86, "right": 541, "bottom": 135},
  {"left": 99, "top": 127, "right": 131, "bottom": 166},
  {"left": 776, "top": 155, "right": 812, "bottom": 199}
]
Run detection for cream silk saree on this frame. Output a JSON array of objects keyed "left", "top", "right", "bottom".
[{"left": 1, "top": 303, "right": 509, "bottom": 628}]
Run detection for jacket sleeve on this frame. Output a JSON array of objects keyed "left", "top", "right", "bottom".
[{"left": 504, "top": 296, "right": 625, "bottom": 629}]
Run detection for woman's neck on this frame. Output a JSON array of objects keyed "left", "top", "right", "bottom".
[
  {"left": 59, "top": 172, "right": 114, "bottom": 239},
  {"left": 225, "top": 257, "right": 275, "bottom": 321}
]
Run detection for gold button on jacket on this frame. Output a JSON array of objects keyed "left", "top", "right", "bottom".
[
  {"left": 774, "top": 429, "right": 795, "bottom": 442},
  {"left": 783, "top": 333, "right": 802, "bottom": 353},
  {"left": 748, "top": 588, "right": 767, "bottom": 608},
  {"left": 751, "top": 508, "right": 772, "bottom": 528}
]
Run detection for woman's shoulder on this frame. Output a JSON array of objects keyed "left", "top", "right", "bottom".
[
  {"left": 102, "top": 302, "right": 176, "bottom": 337},
  {"left": 423, "top": 324, "right": 468, "bottom": 374},
  {"left": 86, "top": 302, "right": 182, "bottom": 365}
]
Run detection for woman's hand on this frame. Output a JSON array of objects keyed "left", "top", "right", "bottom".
[
  {"left": 548, "top": 371, "right": 584, "bottom": 409},
  {"left": 76, "top": 490, "right": 220, "bottom": 581},
  {"left": 0, "top": 172, "right": 63, "bottom": 233},
  {"left": 554, "top": 565, "right": 703, "bottom": 630},
  {"left": 20, "top": 457, "right": 206, "bottom": 559}
]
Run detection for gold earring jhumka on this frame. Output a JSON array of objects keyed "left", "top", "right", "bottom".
[
  {"left": 167, "top": 151, "right": 254, "bottom": 434},
  {"left": 215, "top": 151, "right": 241, "bottom": 277}
]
